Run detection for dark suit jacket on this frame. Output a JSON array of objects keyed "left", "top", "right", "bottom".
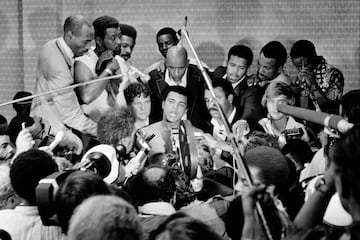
[
  {"left": 148, "top": 64, "right": 210, "bottom": 130},
  {"left": 213, "top": 66, "right": 265, "bottom": 130}
]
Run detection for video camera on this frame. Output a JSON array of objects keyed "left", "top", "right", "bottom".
[{"left": 35, "top": 131, "right": 152, "bottom": 226}]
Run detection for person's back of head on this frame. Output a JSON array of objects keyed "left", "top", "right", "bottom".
[
  {"left": 341, "top": 89, "right": 360, "bottom": 124},
  {"left": 290, "top": 39, "right": 317, "bottom": 59},
  {"left": 67, "top": 195, "right": 143, "bottom": 240},
  {"left": 132, "top": 166, "right": 175, "bottom": 206},
  {"left": 10, "top": 149, "right": 58, "bottom": 205},
  {"left": 12, "top": 91, "right": 32, "bottom": 116},
  {"left": 330, "top": 124, "right": 360, "bottom": 210},
  {"left": 261, "top": 41, "right": 287, "bottom": 68},
  {"left": 55, "top": 170, "right": 113, "bottom": 234},
  {"left": 244, "top": 146, "right": 290, "bottom": 195},
  {"left": 0, "top": 115, "right": 7, "bottom": 128},
  {"left": 150, "top": 214, "right": 222, "bottom": 240},
  {"left": 205, "top": 78, "right": 234, "bottom": 98},
  {"left": 97, "top": 106, "right": 136, "bottom": 146}
]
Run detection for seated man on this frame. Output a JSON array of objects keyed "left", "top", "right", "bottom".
[
  {"left": 213, "top": 45, "right": 264, "bottom": 130},
  {"left": 202, "top": 78, "right": 245, "bottom": 163},
  {"left": 247, "top": 41, "right": 291, "bottom": 89},
  {"left": 124, "top": 82, "right": 151, "bottom": 130},
  {"left": 0, "top": 150, "right": 62, "bottom": 240},
  {"left": 67, "top": 195, "right": 142, "bottom": 240},
  {"left": 290, "top": 39, "right": 344, "bottom": 114},
  {"left": 141, "top": 85, "right": 199, "bottom": 157},
  {"left": 148, "top": 45, "right": 209, "bottom": 129}
]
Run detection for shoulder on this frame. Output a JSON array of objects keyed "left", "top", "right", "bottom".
[
  {"left": 213, "top": 66, "right": 227, "bottom": 79},
  {"left": 141, "top": 121, "right": 162, "bottom": 134}
]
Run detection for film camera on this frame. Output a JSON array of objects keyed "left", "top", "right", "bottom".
[{"left": 282, "top": 128, "right": 304, "bottom": 141}]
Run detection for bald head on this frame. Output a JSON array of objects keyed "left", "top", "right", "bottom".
[
  {"left": 63, "top": 15, "right": 94, "bottom": 57},
  {"left": 166, "top": 45, "right": 189, "bottom": 82},
  {"left": 63, "top": 15, "right": 92, "bottom": 36}
]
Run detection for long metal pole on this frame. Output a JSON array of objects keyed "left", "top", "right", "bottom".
[
  {"left": 0, "top": 72, "right": 126, "bottom": 108},
  {"left": 181, "top": 27, "right": 274, "bottom": 240}
]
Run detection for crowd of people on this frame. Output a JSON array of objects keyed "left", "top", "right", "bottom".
[{"left": 0, "top": 14, "right": 359, "bottom": 240}]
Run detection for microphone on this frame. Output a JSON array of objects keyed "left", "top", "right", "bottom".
[
  {"left": 39, "top": 131, "right": 65, "bottom": 152},
  {"left": 277, "top": 103, "right": 353, "bottom": 133}
]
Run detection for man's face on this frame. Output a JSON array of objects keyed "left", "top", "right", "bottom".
[
  {"left": 266, "top": 95, "right": 289, "bottom": 120},
  {"left": 0, "top": 135, "right": 15, "bottom": 162},
  {"left": 157, "top": 34, "right": 177, "bottom": 58},
  {"left": 162, "top": 91, "right": 187, "bottom": 123},
  {"left": 204, "top": 87, "right": 233, "bottom": 119},
  {"left": 257, "top": 52, "right": 280, "bottom": 81},
  {"left": 166, "top": 55, "right": 188, "bottom": 82},
  {"left": 120, "top": 35, "right": 135, "bottom": 61},
  {"left": 131, "top": 94, "right": 151, "bottom": 121},
  {"left": 226, "top": 55, "right": 249, "bottom": 84},
  {"left": 101, "top": 27, "right": 121, "bottom": 52},
  {"left": 69, "top": 24, "right": 94, "bottom": 57}
]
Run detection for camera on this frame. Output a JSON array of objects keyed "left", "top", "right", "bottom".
[{"left": 282, "top": 128, "right": 304, "bottom": 141}]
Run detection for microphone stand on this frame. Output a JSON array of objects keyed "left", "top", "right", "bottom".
[{"left": 180, "top": 25, "right": 274, "bottom": 240}]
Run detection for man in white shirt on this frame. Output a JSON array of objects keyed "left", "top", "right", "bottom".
[{"left": 31, "top": 15, "right": 97, "bottom": 138}]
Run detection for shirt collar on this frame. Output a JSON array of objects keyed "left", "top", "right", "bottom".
[
  {"left": 223, "top": 73, "right": 246, "bottom": 89},
  {"left": 165, "top": 68, "right": 188, "bottom": 87},
  {"left": 210, "top": 107, "right": 236, "bottom": 127},
  {"left": 58, "top": 37, "right": 75, "bottom": 61}
]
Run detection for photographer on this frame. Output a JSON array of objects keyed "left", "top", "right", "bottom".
[{"left": 258, "top": 81, "right": 309, "bottom": 146}]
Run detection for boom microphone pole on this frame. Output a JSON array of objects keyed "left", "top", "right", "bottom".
[
  {"left": 180, "top": 19, "right": 274, "bottom": 240},
  {"left": 277, "top": 103, "right": 353, "bottom": 133},
  {"left": 0, "top": 72, "right": 126, "bottom": 108}
]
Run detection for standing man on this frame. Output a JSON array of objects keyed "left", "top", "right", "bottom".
[
  {"left": 148, "top": 45, "right": 209, "bottom": 129},
  {"left": 117, "top": 24, "right": 146, "bottom": 83},
  {"left": 145, "top": 27, "right": 209, "bottom": 74},
  {"left": 31, "top": 15, "right": 97, "bottom": 137},
  {"left": 290, "top": 40, "right": 344, "bottom": 114},
  {"left": 213, "top": 45, "right": 264, "bottom": 130},
  {"left": 74, "top": 15, "right": 121, "bottom": 122},
  {"left": 247, "top": 41, "right": 291, "bottom": 88}
]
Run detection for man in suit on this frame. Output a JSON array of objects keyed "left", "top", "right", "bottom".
[
  {"left": 31, "top": 15, "right": 97, "bottom": 138},
  {"left": 213, "top": 45, "right": 264, "bottom": 130},
  {"left": 148, "top": 45, "right": 209, "bottom": 130}
]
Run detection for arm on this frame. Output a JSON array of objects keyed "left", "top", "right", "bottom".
[
  {"left": 43, "top": 59, "right": 98, "bottom": 136},
  {"left": 292, "top": 163, "right": 336, "bottom": 229},
  {"left": 239, "top": 88, "right": 265, "bottom": 130},
  {"left": 74, "top": 54, "right": 119, "bottom": 104}
]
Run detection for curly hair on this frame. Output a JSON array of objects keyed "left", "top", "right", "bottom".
[
  {"left": 10, "top": 149, "right": 58, "bottom": 204},
  {"left": 97, "top": 106, "right": 136, "bottom": 146},
  {"left": 124, "top": 82, "right": 151, "bottom": 104}
]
